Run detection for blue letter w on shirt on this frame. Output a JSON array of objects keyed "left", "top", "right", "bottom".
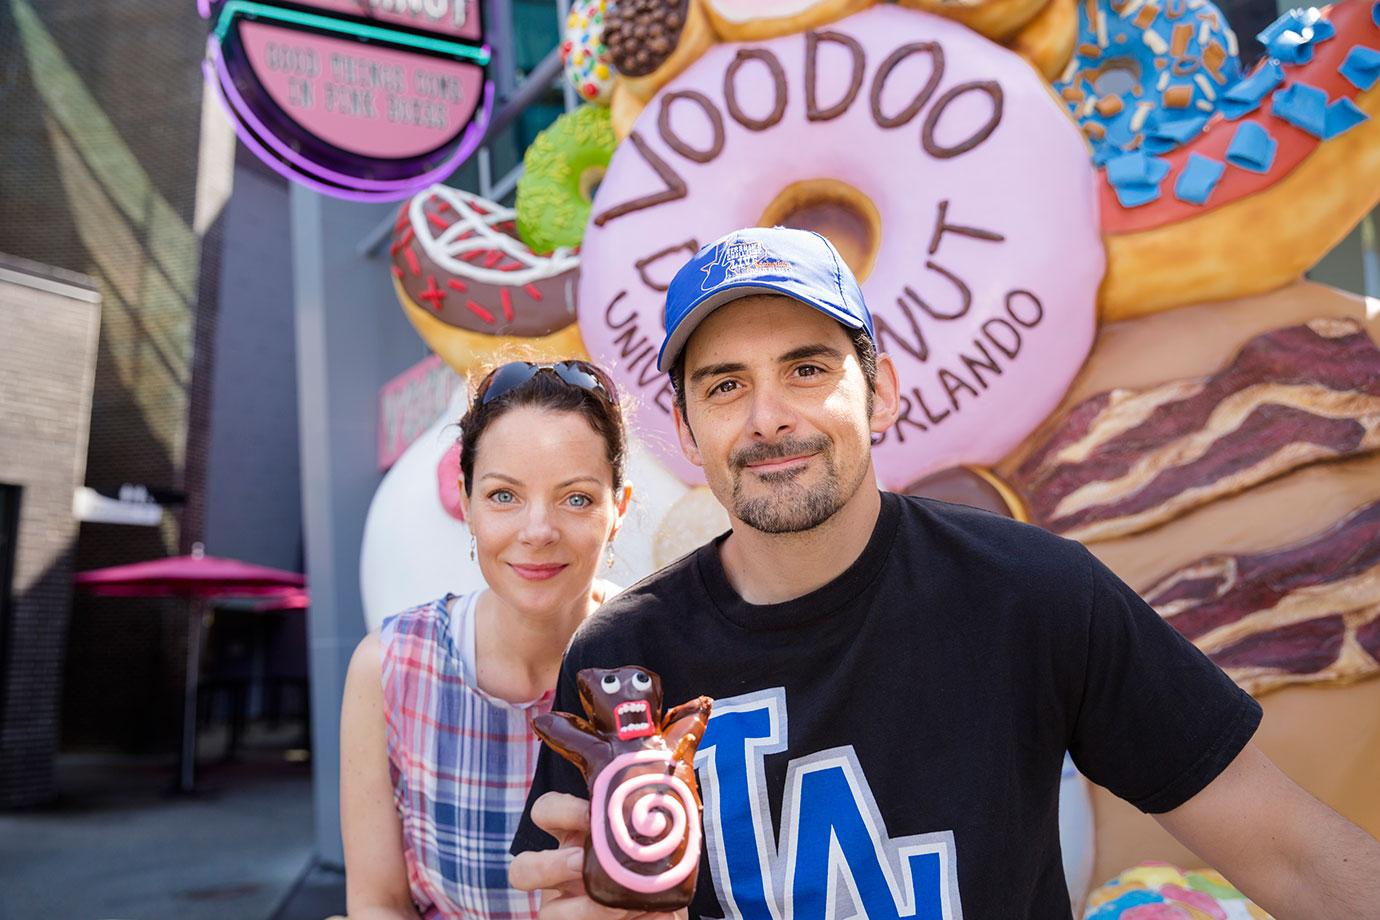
[{"left": 696, "top": 689, "right": 962, "bottom": 920}]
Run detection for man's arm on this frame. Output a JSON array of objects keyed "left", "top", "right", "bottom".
[{"left": 1155, "top": 742, "right": 1380, "bottom": 918}]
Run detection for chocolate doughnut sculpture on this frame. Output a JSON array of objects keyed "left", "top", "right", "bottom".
[
  {"left": 533, "top": 667, "right": 712, "bottom": 910},
  {"left": 388, "top": 185, "right": 589, "bottom": 375}
]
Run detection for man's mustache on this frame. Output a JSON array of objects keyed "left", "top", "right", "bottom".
[{"left": 730, "top": 435, "right": 831, "bottom": 470}]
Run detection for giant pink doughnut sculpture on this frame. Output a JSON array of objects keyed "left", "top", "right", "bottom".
[{"left": 575, "top": 5, "right": 1104, "bottom": 486}]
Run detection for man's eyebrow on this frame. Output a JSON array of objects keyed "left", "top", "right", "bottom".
[
  {"left": 689, "top": 361, "right": 747, "bottom": 385},
  {"left": 778, "top": 344, "right": 845, "bottom": 364}
]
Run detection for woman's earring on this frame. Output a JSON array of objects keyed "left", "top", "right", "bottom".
[
  {"left": 469, "top": 534, "right": 476, "bottom": 562},
  {"left": 605, "top": 544, "right": 615, "bottom": 569}
]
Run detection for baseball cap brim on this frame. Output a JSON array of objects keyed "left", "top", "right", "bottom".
[{"left": 655, "top": 280, "right": 867, "bottom": 372}]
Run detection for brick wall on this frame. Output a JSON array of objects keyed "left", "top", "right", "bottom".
[
  {"left": 0, "top": 0, "right": 214, "bottom": 752},
  {"left": 0, "top": 254, "right": 101, "bottom": 807}
]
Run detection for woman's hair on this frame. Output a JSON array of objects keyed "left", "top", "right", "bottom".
[{"left": 458, "top": 362, "right": 627, "bottom": 497}]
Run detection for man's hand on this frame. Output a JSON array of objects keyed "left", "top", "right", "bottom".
[{"left": 509, "top": 792, "right": 687, "bottom": 920}]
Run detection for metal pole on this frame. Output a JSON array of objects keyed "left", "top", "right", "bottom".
[
  {"left": 179, "top": 598, "right": 205, "bottom": 793},
  {"left": 556, "top": 0, "right": 578, "bottom": 112},
  {"left": 485, "top": 0, "right": 518, "bottom": 100}
]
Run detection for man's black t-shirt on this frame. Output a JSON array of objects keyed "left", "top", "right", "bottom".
[{"left": 512, "top": 492, "right": 1261, "bottom": 919}]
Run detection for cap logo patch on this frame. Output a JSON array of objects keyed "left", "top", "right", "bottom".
[{"left": 700, "top": 238, "right": 790, "bottom": 291}]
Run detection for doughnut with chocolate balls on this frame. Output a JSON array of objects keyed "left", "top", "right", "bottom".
[
  {"left": 604, "top": 0, "right": 715, "bottom": 103},
  {"left": 604, "top": 0, "right": 690, "bottom": 77},
  {"left": 533, "top": 667, "right": 712, "bottom": 911}
]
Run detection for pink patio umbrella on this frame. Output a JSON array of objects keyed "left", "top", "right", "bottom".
[
  {"left": 212, "top": 587, "right": 311, "bottom": 613},
  {"left": 249, "top": 588, "right": 310, "bottom": 612},
  {"left": 74, "top": 544, "right": 305, "bottom": 791}
]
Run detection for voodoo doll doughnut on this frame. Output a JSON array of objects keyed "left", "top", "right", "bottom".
[
  {"left": 390, "top": 186, "right": 588, "bottom": 374},
  {"left": 1096, "top": 0, "right": 1380, "bottom": 320},
  {"left": 605, "top": 0, "right": 716, "bottom": 102},
  {"left": 533, "top": 667, "right": 712, "bottom": 910}
]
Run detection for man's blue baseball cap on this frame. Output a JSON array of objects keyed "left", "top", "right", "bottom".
[{"left": 656, "top": 227, "right": 876, "bottom": 372}]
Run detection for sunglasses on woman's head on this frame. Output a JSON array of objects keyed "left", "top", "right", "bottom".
[{"left": 476, "top": 361, "right": 620, "bottom": 407}]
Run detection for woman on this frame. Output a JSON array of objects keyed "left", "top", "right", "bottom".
[{"left": 340, "top": 360, "right": 631, "bottom": 919}]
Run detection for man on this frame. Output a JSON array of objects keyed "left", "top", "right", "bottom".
[{"left": 509, "top": 227, "right": 1380, "bottom": 918}]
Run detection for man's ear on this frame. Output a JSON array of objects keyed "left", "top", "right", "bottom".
[
  {"left": 869, "top": 352, "right": 902, "bottom": 436},
  {"left": 673, "top": 403, "right": 703, "bottom": 468}
]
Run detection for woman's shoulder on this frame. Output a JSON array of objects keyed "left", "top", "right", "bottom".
[{"left": 380, "top": 591, "right": 466, "bottom": 641}]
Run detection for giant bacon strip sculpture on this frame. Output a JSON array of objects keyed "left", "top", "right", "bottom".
[
  {"left": 533, "top": 667, "right": 712, "bottom": 910},
  {"left": 1006, "top": 316, "right": 1380, "bottom": 697},
  {"left": 1011, "top": 319, "right": 1380, "bottom": 544},
  {"left": 1146, "top": 499, "right": 1380, "bottom": 696}
]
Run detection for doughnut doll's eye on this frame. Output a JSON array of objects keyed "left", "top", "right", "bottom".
[
  {"left": 601, "top": 674, "right": 621, "bottom": 693},
  {"left": 631, "top": 672, "right": 652, "bottom": 692}
]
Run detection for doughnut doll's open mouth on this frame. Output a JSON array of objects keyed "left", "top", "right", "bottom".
[{"left": 615, "top": 700, "right": 655, "bottom": 740}]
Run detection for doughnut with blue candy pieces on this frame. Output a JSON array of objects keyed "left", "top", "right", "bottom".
[{"left": 1055, "top": 0, "right": 1243, "bottom": 165}]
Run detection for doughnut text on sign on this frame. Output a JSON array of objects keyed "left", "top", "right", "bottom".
[
  {"left": 592, "top": 35, "right": 1005, "bottom": 228},
  {"left": 576, "top": 6, "right": 1102, "bottom": 486}
]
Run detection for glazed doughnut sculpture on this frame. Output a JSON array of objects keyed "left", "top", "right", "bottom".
[{"left": 533, "top": 667, "right": 713, "bottom": 910}]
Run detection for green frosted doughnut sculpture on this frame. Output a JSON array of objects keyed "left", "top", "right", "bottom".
[{"left": 516, "top": 105, "right": 616, "bottom": 254}]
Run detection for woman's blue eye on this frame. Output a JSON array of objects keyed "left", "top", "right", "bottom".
[
  {"left": 567, "top": 494, "right": 591, "bottom": 508},
  {"left": 490, "top": 490, "right": 514, "bottom": 503}
]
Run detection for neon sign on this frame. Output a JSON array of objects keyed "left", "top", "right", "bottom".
[{"left": 201, "top": 0, "right": 492, "bottom": 200}]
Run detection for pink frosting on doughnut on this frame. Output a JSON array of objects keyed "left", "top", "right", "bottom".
[
  {"left": 590, "top": 750, "right": 702, "bottom": 894},
  {"left": 576, "top": 6, "right": 1103, "bottom": 487}
]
